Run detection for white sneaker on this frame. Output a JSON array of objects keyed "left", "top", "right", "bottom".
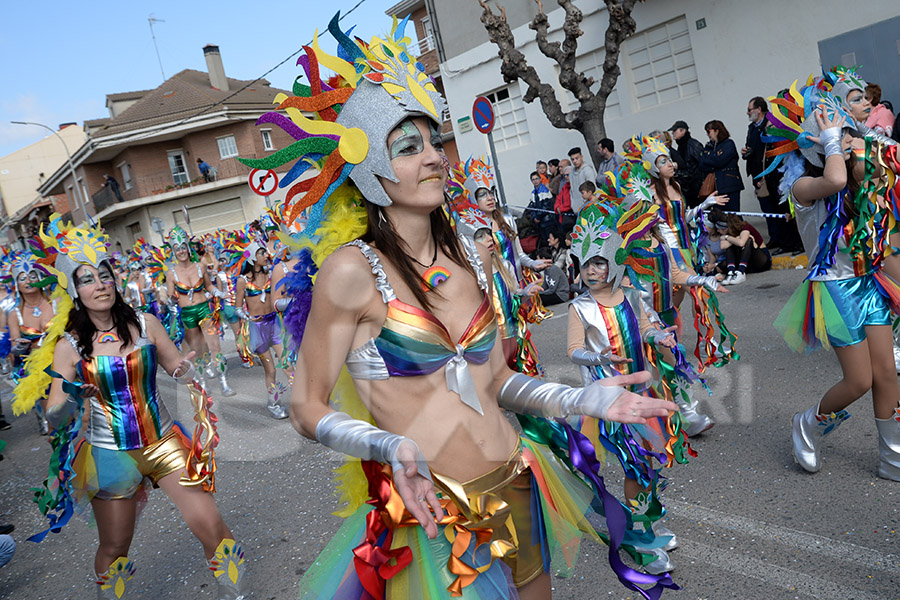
[
  {"left": 721, "top": 272, "right": 735, "bottom": 285},
  {"left": 730, "top": 271, "right": 746, "bottom": 284}
]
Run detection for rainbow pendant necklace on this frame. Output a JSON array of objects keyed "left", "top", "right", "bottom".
[
  {"left": 422, "top": 265, "right": 451, "bottom": 291},
  {"left": 97, "top": 325, "right": 120, "bottom": 344}
]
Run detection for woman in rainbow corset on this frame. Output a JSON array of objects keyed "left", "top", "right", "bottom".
[
  {"left": 9, "top": 252, "right": 55, "bottom": 435},
  {"left": 12, "top": 216, "right": 246, "bottom": 599},
  {"left": 240, "top": 18, "right": 678, "bottom": 599},
  {"left": 233, "top": 241, "right": 289, "bottom": 419},
  {"left": 165, "top": 225, "right": 234, "bottom": 397}
]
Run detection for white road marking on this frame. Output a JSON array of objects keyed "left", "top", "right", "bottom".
[
  {"left": 679, "top": 539, "right": 889, "bottom": 600},
  {"left": 667, "top": 500, "right": 900, "bottom": 574}
]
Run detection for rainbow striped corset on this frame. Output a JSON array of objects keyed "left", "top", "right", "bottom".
[{"left": 79, "top": 344, "right": 173, "bottom": 451}]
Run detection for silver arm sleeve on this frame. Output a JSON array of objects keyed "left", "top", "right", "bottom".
[
  {"left": 315, "top": 411, "right": 432, "bottom": 482},
  {"left": 235, "top": 307, "right": 251, "bottom": 321},
  {"left": 274, "top": 298, "right": 291, "bottom": 312},
  {"left": 857, "top": 121, "right": 897, "bottom": 146},
  {"left": 497, "top": 373, "right": 624, "bottom": 420},
  {"left": 685, "top": 274, "right": 720, "bottom": 292},
  {"left": 210, "top": 287, "right": 228, "bottom": 299},
  {"left": 518, "top": 252, "right": 538, "bottom": 270},
  {"left": 640, "top": 295, "right": 664, "bottom": 326},
  {"left": 173, "top": 363, "right": 197, "bottom": 384},
  {"left": 46, "top": 395, "right": 81, "bottom": 429},
  {"left": 819, "top": 127, "right": 844, "bottom": 158},
  {"left": 570, "top": 348, "right": 612, "bottom": 367}
]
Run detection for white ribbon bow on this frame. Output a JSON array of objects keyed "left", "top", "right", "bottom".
[{"left": 445, "top": 344, "right": 483, "bottom": 415}]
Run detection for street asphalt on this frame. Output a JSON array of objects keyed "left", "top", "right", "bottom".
[{"left": 1, "top": 260, "right": 899, "bottom": 599}]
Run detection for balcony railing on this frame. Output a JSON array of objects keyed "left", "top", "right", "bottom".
[
  {"left": 415, "top": 34, "right": 435, "bottom": 56},
  {"left": 92, "top": 159, "right": 254, "bottom": 211}
]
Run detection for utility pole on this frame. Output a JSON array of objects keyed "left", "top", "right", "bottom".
[{"left": 148, "top": 15, "right": 166, "bottom": 82}]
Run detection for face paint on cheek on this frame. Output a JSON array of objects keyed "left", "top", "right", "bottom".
[{"left": 389, "top": 120, "right": 425, "bottom": 159}]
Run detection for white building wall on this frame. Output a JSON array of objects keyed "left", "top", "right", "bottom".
[{"left": 441, "top": 0, "right": 897, "bottom": 209}]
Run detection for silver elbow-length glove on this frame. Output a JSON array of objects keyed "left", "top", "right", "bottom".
[
  {"left": 685, "top": 274, "right": 720, "bottom": 292},
  {"left": 45, "top": 395, "right": 81, "bottom": 429},
  {"left": 315, "top": 411, "right": 432, "bottom": 482},
  {"left": 570, "top": 348, "right": 612, "bottom": 367},
  {"left": 497, "top": 373, "right": 625, "bottom": 420},
  {"left": 274, "top": 298, "right": 291, "bottom": 312}
]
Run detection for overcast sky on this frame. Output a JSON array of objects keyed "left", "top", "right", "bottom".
[{"left": 0, "top": 0, "right": 405, "bottom": 157}]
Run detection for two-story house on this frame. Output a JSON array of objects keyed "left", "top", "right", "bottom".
[{"left": 37, "top": 45, "right": 295, "bottom": 251}]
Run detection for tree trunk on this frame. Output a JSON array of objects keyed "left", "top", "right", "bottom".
[{"left": 581, "top": 115, "right": 606, "bottom": 169}]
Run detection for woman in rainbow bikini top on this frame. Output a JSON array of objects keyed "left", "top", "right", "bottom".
[
  {"left": 233, "top": 244, "right": 290, "bottom": 419},
  {"left": 165, "top": 226, "right": 234, "bottom": 397}
]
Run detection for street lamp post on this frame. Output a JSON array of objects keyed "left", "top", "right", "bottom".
[{"left": 10, "top": 121, "right": 88, "bottom": 225}]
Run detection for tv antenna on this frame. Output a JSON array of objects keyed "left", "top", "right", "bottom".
[{"left": 148, "top": 15, "right": 166, "bottom": 81}]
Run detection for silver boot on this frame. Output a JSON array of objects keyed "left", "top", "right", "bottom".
[
  {"left": 792, "top": 402, "right": 850, "bottom": 473},
  {"left": 215, "top": 353, "right": 236, "bottom": 397},
  {"left": 208, "top": 538, "right": 247, "bottom": 600},
  {"left": 266, "top": 383, "right": 288, "bottom": 419},
  {"left": 637, "top": 546, "right": 674, "bottom": 574},
  {"left": 203, "top": 353, "right": 217, "bottom": 379},
  {"left": 653, "top": 523, "right": 678, "bottom": 552},
  {"left": 876, "top": 414, "right": 900, "bottom": 481},
  {"left": 680, "top": 400, "right": 715, "bottom": 437}
]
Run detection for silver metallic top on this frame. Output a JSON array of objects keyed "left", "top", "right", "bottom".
[{"left": 792, "top": 188, "right": 861, "bottom": 281}]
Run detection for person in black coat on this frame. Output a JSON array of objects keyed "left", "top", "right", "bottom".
[
  {"left": 741, "top": 96, "right": 803, "bottom": 253},
  {"left": 669, "top": 120, "right": 704, "bottom": 207},
  {"left": 698, "top": 120, "right": 744, "bottom": 212}
]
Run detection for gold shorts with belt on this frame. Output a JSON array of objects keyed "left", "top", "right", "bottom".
[{"left": 432, "top": 438, "right": 544, "bottom": 587}]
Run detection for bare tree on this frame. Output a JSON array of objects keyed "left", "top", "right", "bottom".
[{"left": 478, "top": 0, "right": 641, "bottom": 168}]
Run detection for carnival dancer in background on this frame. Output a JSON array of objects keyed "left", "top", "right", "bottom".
[
  {"left": 626, "top": 136, "right": 739, "bottom": 370},
  {"left": 0, "top": 252, "right": 16, "bottom": 376},
  {"left": 239, "top": 17, "right": 680, "bottom": 599},
  {"left": 9, "top": 250, "right": 54, "bottom": 435},
  {"left": 232, "top": 240, "right": 288, "bottom": 419},
  {"left": 598, "top": 164, "right": 722, "bottom": 436},
  {"left": 11, "top": 215, "right": 246, "bottom": 599},
  {"left": 566, "top": 199, "right": 694, "bottom": 575},
  {"left": 822, "top": 66, "right": 900, "bottom": 371},
  {"left": 763, "top": 81, "right": 900, "bottom": 481},
  {"left": 165, "top": 225, "right": 234, "bottom": 397},
  {"left": 122, "top": 253, "right": 159, "bottom": 318},
  {"left": 449, "top": 159, "right": 544, "bottom": 376}
]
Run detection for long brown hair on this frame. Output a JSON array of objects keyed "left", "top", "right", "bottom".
[
  {"left": 651, "top": 175, "right": 683, "bottom": 207},
  {"left": 362, "top": 197, "right": 473, "bottom": 310},
  {"left": 491, "top": 207, "right": 516, "bottom": 240}
]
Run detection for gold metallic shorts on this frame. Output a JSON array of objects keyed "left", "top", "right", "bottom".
[
  {"left": 433, "top": 439, "right": 544, "bottom": 587},
  {"left": 96, "top": 427, "right": 190, "bottom": 500}
]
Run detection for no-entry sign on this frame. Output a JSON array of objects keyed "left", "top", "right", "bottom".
[
  {"left": 249, "top": 169, "right": 279, "bottom": 196},
  {"left": 472, "top": 96, "right": 495, "bottom": 134}
]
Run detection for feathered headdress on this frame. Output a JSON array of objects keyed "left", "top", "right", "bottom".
[
  {"left": 571, "top": 199, "right": 660, "bottom": 291},
  {"left": 39, "top": 214, "right": 110, "bottom": 299},
  {"left": 238, "top": 13, "right": 446, "bottom": 234},
  {"left": 823, "top": 65, "right": 867, "bottom": 115},
  {"left": 759, "top": 78, "right": 852, "bottom": 179},
  {"left": 624, "top": 135, "right": 670, "bottom": 178}
]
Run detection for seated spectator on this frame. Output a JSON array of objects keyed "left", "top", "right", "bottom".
[
  {"left": 594, "top": 138, "right": 625, "bottom": 185},
  {"left": 0, "top": 524, "right": 14, "bottom": 569},
  {"left": 534, "top": 248, "right": 570, "bottom": 305},
  {"left": 865, "top": 83, "right": 894, "bottom": 137},
  {"left": 709, "top": 208, "right": 771, "bottom": 284},
  {"left": 546, "top": 229, "right": 570, "bottom": 272}
]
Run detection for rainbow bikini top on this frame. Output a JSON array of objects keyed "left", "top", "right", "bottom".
[
  {"left": 67, "top": 314, "right": 173, "bottom": 451},
  {"left": 344, "top": 238, "right": 496, "bottom": 414},
  {"left": 15, "top": 307, "right": 45, "bottom": 341},
  {"left": 244, "top": 276, "right": 271, "bottom": 302},
  {"left": 174, "top": 264, "right": 206, "bottom": 302}
]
